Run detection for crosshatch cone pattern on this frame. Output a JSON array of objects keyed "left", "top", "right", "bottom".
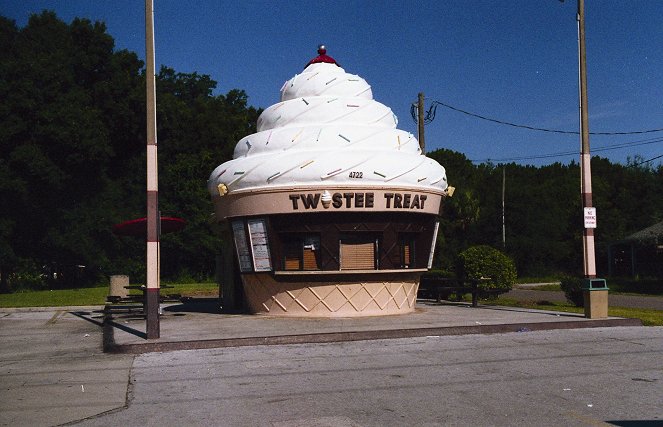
[{"left": 242, "top": 274, "right": 419, "bottom": 317}]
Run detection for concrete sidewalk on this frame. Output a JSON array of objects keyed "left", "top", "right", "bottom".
[{"left": 101, "top": 299, "right": 642, "bottom": 354}]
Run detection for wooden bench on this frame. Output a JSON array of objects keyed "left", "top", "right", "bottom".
[{"left": 418, "top": 276, "right": 496, "bottom": 307}]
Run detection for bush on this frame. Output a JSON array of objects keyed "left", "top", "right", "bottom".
[
  {"left": 456, "top": 245, "right": 517, "bottom": 295},
  {"left": 7, "top": 259, "right": 47, "bottom": 291},
  {"left": 560, "top": 276, "right": 584, "bottom": 307}
]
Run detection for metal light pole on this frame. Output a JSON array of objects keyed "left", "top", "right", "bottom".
[{"left": 145, "top": 0, "right": 160, "bottom": 338}]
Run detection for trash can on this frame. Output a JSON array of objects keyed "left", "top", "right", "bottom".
[
  {"left": 109, "top": 275, "right": 130, "bottom": 299},
  {"left": 582, "top": 278, "right": 608, "bottom": 319}
]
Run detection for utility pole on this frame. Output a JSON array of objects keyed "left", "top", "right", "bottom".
[
  {"left": 417, "top": 92, "right": 425, "bottom": 154},
  {"left": 577, "top": 0, "right": 595, "bottom": 279},
  {"left": 502, "top": 167, "right": 506, "bottom": 249},
  {"left": 577, "top": 0, "right": 607, "bottom": 318},
  {"left": 145, "top": 0, "right": 160, "bottom": 338}
]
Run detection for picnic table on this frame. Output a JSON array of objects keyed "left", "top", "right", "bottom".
[{"left": 418, "top": 276, "right": 495, "bottom": 307}]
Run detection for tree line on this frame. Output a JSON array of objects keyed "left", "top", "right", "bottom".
[{"left": 1, "top": 12, "right": 661, "bottom": 290}]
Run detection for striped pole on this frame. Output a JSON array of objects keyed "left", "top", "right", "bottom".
[
  {"left": 577, "top": 0, "right": 596, "bottom": 279},
  {"left": 145, "top": 0, "right": 160, "bottom": 339}
]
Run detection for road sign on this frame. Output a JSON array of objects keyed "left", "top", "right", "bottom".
[{"left": 584, "top": 207, "right": 597, "bottom": 228}]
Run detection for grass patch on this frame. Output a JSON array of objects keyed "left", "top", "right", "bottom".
[
  {"left": 516, "top": 276, "right": 561, "bottom": 284},
  {"left": 0, "top": 282, "right": 218, "bottom": 308},
  {"left": 517, "top": 278, "right": 663, "bottom": 296},
  {"left": 0, "top": 287, "right": 109, "bottom": 308},
  {"left": 488, "top": 297, "right": 663, "bottom": 326}
]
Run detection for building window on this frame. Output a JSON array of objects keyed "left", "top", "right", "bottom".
[
  {"left": 340, "top": 235, "right": 377, "bottom": 270},
  {"left": 282, "top": 235, "right": 321, "bottom": 271}
]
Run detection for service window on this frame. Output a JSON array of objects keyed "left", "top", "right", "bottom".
[
  {"left": 340, "top": 235, "right": 377, "bottom": 270},
  {"left": 282, "top": 235, "right": 321, "bottom": 271},
  {"left": 400, "top": 234, "right": 415, "bottom": 268}
]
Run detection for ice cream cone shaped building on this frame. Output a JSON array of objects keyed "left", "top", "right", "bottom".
[{"left": 208, "top": 47, "right": 450, "bottom": 317}]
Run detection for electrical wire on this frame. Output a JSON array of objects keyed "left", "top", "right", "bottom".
[
  {"left": 425, "top": 100, "right": 663, "bottom": 136},
  {"left": 471, "top": 136, "right": 663, "bottom": 163},
  {"left": 627, "top": 153, "right": 663, "bottom": 168},
  {"left": 410, "top": 102, "right": 438, "bottom": 125}
]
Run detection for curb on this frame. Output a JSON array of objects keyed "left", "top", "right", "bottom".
[{"left": 103, "top": 317, "right": 643, "bottom": 354}]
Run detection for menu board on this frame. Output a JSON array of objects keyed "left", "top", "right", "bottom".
[
  {"left": 247, "top": 219, "right": 272, "bottom": 271},
  {"left": 231, "top": 220, "right": 253, "bottom": 272}
]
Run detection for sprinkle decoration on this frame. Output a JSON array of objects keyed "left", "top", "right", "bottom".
[
  {"left": 266, "top": 130, "right": 272, "bottom": 145},
  {"left": 430, "top": 175, "right": 445, "bottom": 184},
  {"left": 215, "top": 169, "right": 226, "bottom": 178},
  {"left": 306, "top": 72, "right": 319, "bottom": 81},
  {"left": 234, "top": 171, "right": 244, "bottom": 175},
  {"left": 338, "top": 134, "right": 350, "bottom": 142},
  {"left": 302, "top": 98, "right": 309, "bottom": 105},
  {"left": 357, "top": 87, "right": 371, "bottom": 96},
  {"left": 327, "top": 168, "right": 342, "bottom": 176},
  {"left": 325, "top": 77, "right": 337, "bottom": 85},
  {"left": 300, "top": 160, "right": 315, "bottom": 169},
  {"left": 418, "top": 177, "right": 427, "bottom": 182},
  {"left": 347, "top": 104, "right": 359, "bottom": 108},
  {"left": 316, "top": 129, "right": 323, "bottom": 142},
  {"left": 292, "top": 129, "right": 303, "bottom": 142},
  {"left": 267, "top": 172, "right": 281, "bottom": 181},
  {"left": 373, "top": 171, "right": 386, "bottom": 178},
  {"left": 246, "top": 140, "right": 252, "bottom": 150},
  {"left": 327, "top": 98, "right": 338, "bottom": 103}
]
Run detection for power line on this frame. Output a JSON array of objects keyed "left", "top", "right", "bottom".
[
  {"left": 428, "top": 100, "right": 663, "bottom": 136},
  {"left": 627, "top": 153, "right": 663, "bottom": 168},
  {"left": 471, "top": 136, "right": 663, "bottom": 163}
]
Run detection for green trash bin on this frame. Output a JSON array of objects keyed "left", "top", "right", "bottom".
[{"left": 582, "top": 278, "right": 608, "bottom": 319}]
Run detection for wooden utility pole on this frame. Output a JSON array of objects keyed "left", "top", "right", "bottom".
[
  {"left": 576, "top": 0, "right": 608, "bottom": 318},
  {"left": 417, "top": 92, "right": 425, "bottom": 154},
  {"left": 145, "top": 0, "right": 160, "bottom": 339},
  {"left": 502, "top": 167, "right": 506, "bottom": 249}
]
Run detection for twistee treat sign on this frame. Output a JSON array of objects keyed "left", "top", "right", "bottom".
[{"left": 288, "top": 191, "right": 429, "bottom": 210}]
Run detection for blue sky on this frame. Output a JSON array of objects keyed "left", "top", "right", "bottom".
[{"left": 3, "top": 0, "right": 662, "bottom": 166}]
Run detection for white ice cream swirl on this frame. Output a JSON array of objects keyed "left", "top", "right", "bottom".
[{"left": 208, "top": 50, "right": 447, "bottom": 196}]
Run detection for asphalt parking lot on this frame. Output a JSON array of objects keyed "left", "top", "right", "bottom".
[{"left": 0, "top": 302, "right": 660, "bottom": 426}]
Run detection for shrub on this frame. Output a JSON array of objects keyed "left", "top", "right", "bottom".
[
  {"left": 560, "top": 276, "right": 584, "bottom": 307},
  {"left": 456, "top": 245, "right": 517, "bottom": 295},
  {"left": 8, "top": 259, "right": 47, "bottom": 291}
]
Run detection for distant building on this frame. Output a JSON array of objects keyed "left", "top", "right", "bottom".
[{"left": 609, "top": 221, "right": 663, "bottom": 278}]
